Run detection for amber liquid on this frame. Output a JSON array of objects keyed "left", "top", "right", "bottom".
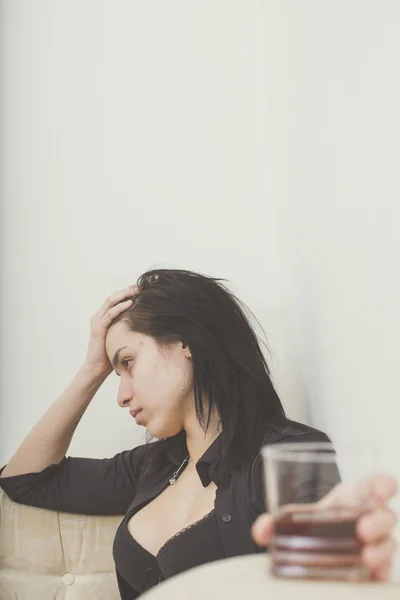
[{"left": 272, "top": 506, "right": 370, "bottom": 581}]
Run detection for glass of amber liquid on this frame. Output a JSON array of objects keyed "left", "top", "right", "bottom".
[{"left": 261, "top": 442, "right": 372, "bottom": 582}]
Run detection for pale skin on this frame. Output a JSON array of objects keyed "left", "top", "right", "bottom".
[
  {"left": 105, "top": 320, "right": 220, "bottom": 556},
  {"left": 90, "top": 285, "right": 397, "bottom": 579}
]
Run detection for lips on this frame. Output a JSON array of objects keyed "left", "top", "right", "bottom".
[{"left": 130, "top": 408, "right": 142, "bottom": 420}]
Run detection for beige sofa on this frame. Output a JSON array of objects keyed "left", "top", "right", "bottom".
[{"left": 0, "top": 488, "right": 123, "bottom": 600}]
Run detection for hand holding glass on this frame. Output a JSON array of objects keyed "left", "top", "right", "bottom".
[{"left": 261, "top": 442, "right": 375, "bottom": 582}]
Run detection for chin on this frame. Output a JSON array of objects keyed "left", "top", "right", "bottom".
[{"left": 146, "top": 420, "right": 182, "bottom": 440}]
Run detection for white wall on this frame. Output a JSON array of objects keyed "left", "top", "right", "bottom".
[
  {"left": 0, "top": 0, "right": 300, "bottom": 464},
  {"left": 1, "top": 0, "right": 399, "bottom": 579},
  {"left": 264, "top": 0, "right": 400, "bottom": 576}
]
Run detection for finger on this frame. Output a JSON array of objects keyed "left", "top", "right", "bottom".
[
  {"left": 319, "top": 474, "right": 398, "bottom": 510},
  {"left": 357, "top": 508, "right": 398, "bottom": 543},
  {"left": 101, "top": 299, "right": 133, "bottom": 327},
  {"left": 354, "top": 474, "right": 398, "bottom": 507},
  {"left": 362, "top": 537, "right": 396, "bottom": 574},
  {"left": 373, "top": 564, "right": 391, "bottom": 582},
  {"left": 251, "top": 514, "right": 274, "bottom": 547},
  {"left": 101, "top": 286, "right": 138, "bottom": 313},
  {"left": 370, "top": 474, "right": 398, "bottom": 505}
]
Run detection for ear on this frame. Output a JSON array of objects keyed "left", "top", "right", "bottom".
[{"left": 182, "top": 343, "right": 192, "bottom": 360}]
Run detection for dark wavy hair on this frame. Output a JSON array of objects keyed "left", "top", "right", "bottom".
[{"left": 111, "top": 268, "right": 286, "bottom": 486}]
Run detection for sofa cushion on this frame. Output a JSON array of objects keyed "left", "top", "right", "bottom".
[{"left": 0, "top": 489, "right": 123, "bottom": 600}]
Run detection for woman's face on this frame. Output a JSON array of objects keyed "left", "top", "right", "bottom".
[{"left": 105, "top": 321, "right": 194, "bottom": 438}]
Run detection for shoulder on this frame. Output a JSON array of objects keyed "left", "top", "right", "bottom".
[
  {"left": 244, "top": 419, "right": 330, "bottom": 515},
  {"left": 124, "top": 437, "right": 166, "bottom": 468},
  {"left": 127, "top": 435, "right": 180, "bottom": 487},
  {"left": 248, "top": 417, "right": 330, "bottom": 486},
  {"left": 261, "top": 418, "right": 330, "bottom": 446},
  {"left": 247, "top": 417, "right": 330, "bottom": 481}
]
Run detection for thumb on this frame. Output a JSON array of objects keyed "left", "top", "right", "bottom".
[{"left": 251, "top": 513, "right": 274, "bottom": 547}]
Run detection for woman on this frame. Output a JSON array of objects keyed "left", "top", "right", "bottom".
[{"left": 0, "top": 269, "right": 397, "bottom": 598}]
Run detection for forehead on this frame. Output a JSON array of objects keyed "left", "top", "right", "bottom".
[{"left": 105, "top": 322, "right": 143, "bottom": 355}]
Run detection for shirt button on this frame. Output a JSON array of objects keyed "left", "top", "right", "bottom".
[{"left": 222, "top": 513, "right": 232, "bottom": 523}]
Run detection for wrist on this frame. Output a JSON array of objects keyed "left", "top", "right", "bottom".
[{"left": 79, "top": 362, "right": 111, "bottom": 384}]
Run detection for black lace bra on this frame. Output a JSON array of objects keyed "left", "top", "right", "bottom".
[{"left": 113, "top": 508, "right": 225, "bottom": 595}]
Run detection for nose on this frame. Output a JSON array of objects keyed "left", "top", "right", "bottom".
[{"left": 117, "top": 377, "right": 133, "bottom": 408}]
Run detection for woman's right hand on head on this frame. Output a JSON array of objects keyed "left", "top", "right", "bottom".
[{"left": 83, "top": 285, "right": 138, "bottom": 377}]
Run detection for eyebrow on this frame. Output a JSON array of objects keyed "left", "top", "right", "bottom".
[{"left": 112, "top": 346, "right": 128, "bottom": 369}]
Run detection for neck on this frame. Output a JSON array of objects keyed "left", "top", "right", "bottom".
[{"left": 183, "top": 406, "right": 221, "bottom": 461}]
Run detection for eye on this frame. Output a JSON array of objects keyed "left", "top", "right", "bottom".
[{"left": 122, "top": 359, "right": 133, "bottom": 369}]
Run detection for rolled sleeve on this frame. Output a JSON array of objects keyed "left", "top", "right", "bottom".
[{"left": 0, "top": 445, "right": 148, "bottom": 516}]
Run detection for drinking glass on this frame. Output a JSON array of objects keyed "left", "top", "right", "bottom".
[{"left": 261, "top": 441, "right": 374, "bottom": 582}]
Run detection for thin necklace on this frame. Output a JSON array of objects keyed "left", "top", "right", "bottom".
[
  {"left": 169, "top": 454, "right": 200, "bottom": 486},
  {"left": 168, "top": 430, "right": 220, "bottom": 486}
]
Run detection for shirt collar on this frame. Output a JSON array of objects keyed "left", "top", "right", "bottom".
[
  {"left": 196, "top": 434, "right": 221, "bottom": 487},
  {"left": 167, "top": 430, "right": 222, "bottom": 488}
]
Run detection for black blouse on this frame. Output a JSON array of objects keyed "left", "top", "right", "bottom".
[{"left": 0, "top": 419, "right": 332, "bottom": 599}]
